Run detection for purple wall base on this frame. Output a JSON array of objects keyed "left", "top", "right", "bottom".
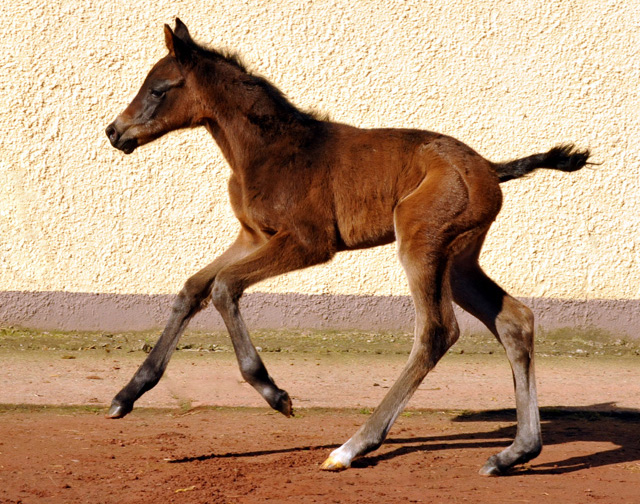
[{"left": 0, "top": 291, "right": 638, "bottom": 339}]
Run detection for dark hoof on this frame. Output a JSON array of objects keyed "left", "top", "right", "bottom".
[
  {"left": 479, "top": 459, "right": 502, "bottom": 476},
  {"left": 106, "top": 400, "right": 133, "bottom": 419},
  {"left": 480, "top": 442, "right": 542, "bottom": 476},
  {"left": 275, "top": 390, "right": 293, "bottom": 418}
]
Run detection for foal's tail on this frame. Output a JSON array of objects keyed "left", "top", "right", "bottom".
[{"left": 493, "top": 144, "right": 592, "bottom": 183}]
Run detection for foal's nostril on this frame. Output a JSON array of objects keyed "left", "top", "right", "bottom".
[{"left": 105, "top": 123, "right": 119, "bottom": 144}]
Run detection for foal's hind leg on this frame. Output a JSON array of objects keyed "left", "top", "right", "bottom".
[
  {"left": 107, "top": 230, "right": 261, "bottom": 418},
  {"left": 322, "top": 168, "right": 475, "bottom": 471},
  {"left": 451, "top": 237, "right": 542, "bottom": 475}
]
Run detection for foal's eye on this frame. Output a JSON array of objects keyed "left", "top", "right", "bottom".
[{"left": 149, "top": 88, "right": 165, "bottom": 99}]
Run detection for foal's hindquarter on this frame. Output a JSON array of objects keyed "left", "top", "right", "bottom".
[
  {"left": 105, "top": 20, "right": 586, "bottom": 476},
  {"left": 321, "top": 132, "right": 514, "bottom": 472}
]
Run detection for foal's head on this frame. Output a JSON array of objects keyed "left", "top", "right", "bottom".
[{"left": 106, "top": 19, "right": 202, "bottom": 154}]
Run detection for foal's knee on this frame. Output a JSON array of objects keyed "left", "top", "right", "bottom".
[
  {"left": 175, "top": 276, "right": 213, "bottom": 315},
  {"left": 210, "top": 274, "right": 242, "bottom": 312}
]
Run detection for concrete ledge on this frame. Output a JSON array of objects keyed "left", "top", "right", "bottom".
[
  {"left": 0, "top": 291, "right": 638, "bottom": 339},
  {"left": 0, "top": 291, "right": 640, "bottom": 339}
]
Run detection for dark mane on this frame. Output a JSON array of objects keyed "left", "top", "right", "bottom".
[{"left": 192, "top": 41, "right": 324, "bottom": 125}]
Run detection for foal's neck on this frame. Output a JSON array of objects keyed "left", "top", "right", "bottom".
[{"left": 195, "top": 55, "right": 321, "bottom": 173}]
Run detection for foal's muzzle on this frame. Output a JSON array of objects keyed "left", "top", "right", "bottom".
[{"left": 105, "top": 121, "right": 137, "bottom": 154}]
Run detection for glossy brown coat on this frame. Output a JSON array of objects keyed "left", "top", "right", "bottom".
[{"left": 105, "top": 19, "right": 590, "bottom": 475}]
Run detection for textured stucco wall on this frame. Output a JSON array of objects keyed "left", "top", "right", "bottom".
[{"left": 1, "top": 1, "right": 639, "bottom": 332}]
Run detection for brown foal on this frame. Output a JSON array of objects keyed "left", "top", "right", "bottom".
[{"left": 105, "top": 19, "right": 590, "bottom": 475}]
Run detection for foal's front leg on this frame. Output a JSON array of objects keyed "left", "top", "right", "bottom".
[
  {"left": 211, "top": 231, "right": 333, "bottom": 416},
  {"left": 107, "top": 232, "right": 259, "bottom": 418}
]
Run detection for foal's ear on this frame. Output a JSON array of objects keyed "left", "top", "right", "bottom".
[
  {"left": 174, "top": 18, "right": 194, "bottom": 44},
  {"left": 164, "top": 24, "right": 193, "bottom": 65}
]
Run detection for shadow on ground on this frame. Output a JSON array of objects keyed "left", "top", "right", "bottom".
[
  {"left": 170, "top": 404, "right": 640, "bottom": 475},
  {"left": 358, "top": 403, "right": 640, "bottom": 474}
]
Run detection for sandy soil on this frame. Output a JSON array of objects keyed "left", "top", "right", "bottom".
[{"left": 1, "top": 349, "right": 639, "bottom": 503}]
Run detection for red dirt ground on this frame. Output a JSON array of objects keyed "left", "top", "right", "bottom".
[{"left": 1, "top": 351, "right": 640, "bottom": 503}]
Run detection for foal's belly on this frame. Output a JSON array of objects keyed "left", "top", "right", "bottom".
[{"left": 334, "top": 195, "right": 398, "bottom": 251}]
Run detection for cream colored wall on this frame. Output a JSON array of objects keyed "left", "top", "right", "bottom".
[{"left": 1, "top": 0, "right": 639, "bottom": 302}]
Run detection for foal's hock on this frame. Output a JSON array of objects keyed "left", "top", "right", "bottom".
[{"left": 105, "top": 19, "right": 590, "bottom": 475}]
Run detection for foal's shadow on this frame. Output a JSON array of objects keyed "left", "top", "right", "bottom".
[
  {"left": 171, "top": 403, "right": 640, "bottom": 475},
  {"left": 353, "top": 403, "right": 640, "bottom": 474}
]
